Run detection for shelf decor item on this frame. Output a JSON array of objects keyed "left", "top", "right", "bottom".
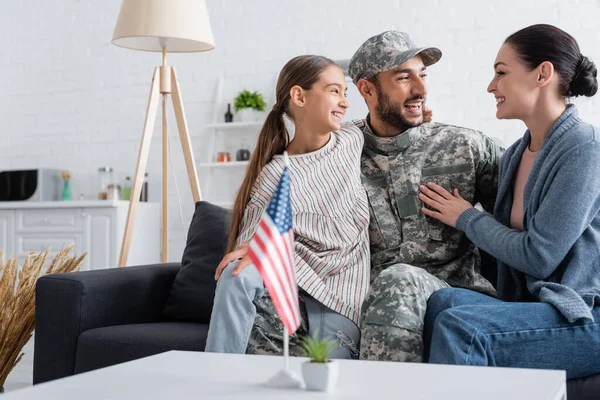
[
  {"left": 236, "top": 148, "right": 251, "bottom": 161},
  {"left": 224, "top": 103, "right": 233, "bottom": 122},
  {"left": 300, "top": 331, "right": 339, "bottom": 392},
  {"left": 97, "top": 167, "right": 115, "bottom": 200},
  {"left": 0, "top": 246, "right": 87, "bottom": 392},
  {"left": 122, "top": 176, "right": 132, "bottom": 201},
  {"left": 112, "top": 0, "right": 215, "bottom": 266},
  {"left": 233, "top": 89, "right": 266, "bottom": 122},
  {"left": 59, "top": 170, "right": 72, "bottom": 201},
  {"left": 216, "top": 152, "right": 231, "bottom": 163}
]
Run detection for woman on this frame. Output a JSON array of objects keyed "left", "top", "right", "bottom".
[{"left": 420, "top": 24, "right": 600, "bottom": 378}]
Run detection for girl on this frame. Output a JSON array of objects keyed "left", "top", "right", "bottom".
[
  {"left": 421, "top": 24, "right": 600, "bottom": 378},
  {"left": 205, "top": 55, "right": 370, "bottom": 358}
]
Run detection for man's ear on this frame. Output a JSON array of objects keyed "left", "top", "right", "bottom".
[
  {"left": 289, "top": 85, "right": 305, "bottom": 107},
  {"left": 356, "top": 79, "right": 374, "bottom": 99}
]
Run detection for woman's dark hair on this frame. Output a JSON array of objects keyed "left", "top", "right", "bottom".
[
  {"left": 505, "top": 24, "right": 598, "bottom": 97},
  {"left": 227, "top": 55, "right": 337, "bottom": 253}
]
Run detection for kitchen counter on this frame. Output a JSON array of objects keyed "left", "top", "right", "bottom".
[{"left": 0, "top": 201, "right": 160, "bottom": 269}]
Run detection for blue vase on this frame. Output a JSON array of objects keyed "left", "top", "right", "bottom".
[{"left": 62, "top": 180, "right": 72, "bottom": 201}]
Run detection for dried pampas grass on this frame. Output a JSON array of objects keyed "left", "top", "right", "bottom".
[{"left": 0, "top": 245, "right": 86, "bottom": 389}]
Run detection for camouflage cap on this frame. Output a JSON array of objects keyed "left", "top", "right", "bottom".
[{"left": 349, "top": 31, "right": 442, "bottom": 84}]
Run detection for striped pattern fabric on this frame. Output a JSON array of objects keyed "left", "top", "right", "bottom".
[
  {"left": 247, "top": 165, "right": 301, "bottom": 333},
  {"left": 237, "top": 122, "right": 370, "bottom": 324}
]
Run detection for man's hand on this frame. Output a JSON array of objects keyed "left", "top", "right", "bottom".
[
  {"left": 423, "top": 107, "right": 433, "bottom": 123},
  {"left": 214, "top": 242, "right": 251, "bottom": 280},
  {"left": 419, "top": 182, "right": 473, "bottom": 228}
]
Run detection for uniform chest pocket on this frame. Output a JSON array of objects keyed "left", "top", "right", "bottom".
[
  {"left": 421, "top": 163, "right": 472, "bottom": 241},
  {"left": 361, "top": 174, "right": 402, "bottom": 249}
]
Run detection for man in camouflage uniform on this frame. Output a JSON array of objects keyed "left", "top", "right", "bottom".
[
  {"left": 243, "top": 31, "right": 502, "bottom": 361},
  {"left": 348, "top": 31, "right": 503, "bottom": 362}
]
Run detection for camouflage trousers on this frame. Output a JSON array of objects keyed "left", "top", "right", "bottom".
[
  {"left": 247, "top": 291, "right": 360, "bottom": 360},
  {"left": 360, "top": 263, "right": 449, "bottom": 362}
]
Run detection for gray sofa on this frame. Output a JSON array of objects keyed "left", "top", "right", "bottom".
[
  {"left": 34, "top": 201, "right": 228, "bottom": 381},
  {"left": 33, "top": 263, "right": 205, "bottom": 380},
  {"left": 33, "top": 202, "right": 600, "bottom": 399}
]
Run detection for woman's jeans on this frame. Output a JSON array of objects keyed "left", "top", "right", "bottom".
[
  {"left": 424, "top": 287, "right": 600, "bottom": 379},
  {"left": 205, "top": 260, "right": 359, "bottom": 359}
]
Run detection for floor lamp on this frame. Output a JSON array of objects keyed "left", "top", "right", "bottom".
[{"left": 112, "top": 0, "right": 215, "bottom": 266}]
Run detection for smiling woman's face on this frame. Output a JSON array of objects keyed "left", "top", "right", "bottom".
[{"left": 487, "top": 43, "right": 540, "bottom": 120}]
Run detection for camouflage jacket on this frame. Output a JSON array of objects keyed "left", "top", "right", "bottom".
[{"left": 357, "top": 118, "right": 504, "bottom": 296}]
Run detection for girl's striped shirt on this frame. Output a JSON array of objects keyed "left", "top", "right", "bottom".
[{"left": 236, "top": 122, "right": 370, "bottom": 324}]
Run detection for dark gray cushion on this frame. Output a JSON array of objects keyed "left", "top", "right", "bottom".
[
  {"left": 162, "top": 201, "right": 230, "bottom": 322},
  {"left": 75, "top": 322, "right": 208, "bottom": 373}
]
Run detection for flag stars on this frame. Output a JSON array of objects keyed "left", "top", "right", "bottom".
[{"left": 266, "top": 168, "right": 292, "bottom": 233}]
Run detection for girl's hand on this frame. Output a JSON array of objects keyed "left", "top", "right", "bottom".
[
  {"left": 423, "top": 107, "right": 433, "bottom": 123},
  {"left": 214, "top": 242, "right": 251, "bottom": 280},
  {"left": 418, "top": 182, "right": 472, "bottom": 228}
]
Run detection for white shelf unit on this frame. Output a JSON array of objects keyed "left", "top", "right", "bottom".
[
  {"left": 201, "top": 74, "right": 266, "bottom": 209},
  {"left": 205, "top": 121, "right": 263, "bottom": 130},
  {"left": 198, "top": 161, "right": 250, "bottom": 168}
]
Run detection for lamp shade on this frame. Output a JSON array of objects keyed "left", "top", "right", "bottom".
[{"left": 112, "top": 0, "right": 215, "bottom": 53}]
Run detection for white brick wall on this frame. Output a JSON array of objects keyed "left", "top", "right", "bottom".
[{"left": 1, "top": 0, "right": 599, "bottom": 262}]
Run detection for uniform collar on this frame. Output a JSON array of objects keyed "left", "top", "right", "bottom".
[{"left": 363, "top": 113, "right": 413, "bottom": 153}]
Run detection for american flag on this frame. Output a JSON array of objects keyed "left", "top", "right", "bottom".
[{"left": 247, "top": 164, "right": 301, "bottom": 334}]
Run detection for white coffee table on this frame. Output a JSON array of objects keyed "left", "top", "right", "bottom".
[{"left": 3, "top": 351, "right": 566, "bottom": 399}]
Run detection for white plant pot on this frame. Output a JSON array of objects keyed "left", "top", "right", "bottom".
[
  {"left": 236, "top": 108, "right": 260, "bottom": 122},
  {"left": 301, "top": 360, "right": 339, "bottom": 392}
]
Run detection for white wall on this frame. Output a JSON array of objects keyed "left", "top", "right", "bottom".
[{"left": 1, "top": 0, "right": 599, "bottom": 262}]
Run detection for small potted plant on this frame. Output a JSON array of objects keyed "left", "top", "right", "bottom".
[
  {"left": 233, "top": 89, "right": 266, "bottom": 122},
  {"left": 300, "top": 330, "right": 339, "bottom": 392}
]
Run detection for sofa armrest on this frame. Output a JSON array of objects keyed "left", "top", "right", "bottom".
[{"left": 33, "top": 263, "right": 180, "bottom": 384}]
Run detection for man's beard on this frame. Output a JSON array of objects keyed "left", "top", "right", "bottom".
[{"left": 375, "top": 85, "right": 424, "bottom": 132}]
